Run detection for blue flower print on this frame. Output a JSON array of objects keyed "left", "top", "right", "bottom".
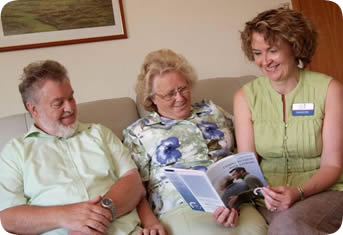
[
  {"left": 141, "top": 119, "right": 150, "bottom": 124},
  {"left": 160, "top": 117, "right": 178, "bottom": 129},
  {"left": 197, "top": 121, "right": 224, "bottom": 140},
  {"left": 156, "top": 137, "right": 182, "bottom": 164},
  {"left": 195, "top": 101, "right": 213, "bottom": 116}
]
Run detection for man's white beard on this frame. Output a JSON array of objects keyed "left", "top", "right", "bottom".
[
  {"left": 55, "top": 120, "right": 78, "bottom": 138},
  {"left": 39, "top": 111, "right": 78, "bottom": 138}
]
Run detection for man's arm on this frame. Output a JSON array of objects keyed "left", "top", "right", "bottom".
[
  {"left": 101, "top": 168, "right": 146, "bottom": 218},
  {"left": 99, "top": 124, "right": 146, "bottom": 217},
  {"left": 0, "top": 196, "right": 112, "bottom": 235},
  {"left": 1, "top": 163, "right": 144, "bottom": 234}
]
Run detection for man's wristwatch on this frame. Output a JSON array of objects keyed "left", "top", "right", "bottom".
[{"left": 101, "top": 197, "right": 116, "bottom": 221}]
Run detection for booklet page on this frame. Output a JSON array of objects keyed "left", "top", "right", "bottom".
[{"left": 164, "top": 168, "right": 225, "bottom": 212}]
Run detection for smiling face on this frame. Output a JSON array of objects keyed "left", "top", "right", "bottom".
[
  {"left": 28, "top": 79, "right": 78, "bottom": 138},
  {"left": 151, "top": 71, "right": 191, "bottom": 120},
  {"left": 251, "top": 32, "right": 298, "bottom": 83}
]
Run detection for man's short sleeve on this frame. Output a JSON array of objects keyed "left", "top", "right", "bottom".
[
  {"left": 99, "top": 124, "right": 137, "bottom": 178},
  {"left": 0, "top": 139, "right": 27, "bottom": 210}
]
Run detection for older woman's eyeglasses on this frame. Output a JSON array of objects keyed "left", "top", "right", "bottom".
[{"left": 154, "top": 86, "right": 190, "bottom": 101}]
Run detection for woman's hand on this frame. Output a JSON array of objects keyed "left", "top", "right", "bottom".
[
  {"left": 262, "top": 186, "right": 300, "bottom": 212},
  {"left": 138, "top": 223, "right": 168, "bottom": 235},
  {"left": 213, "top": 206, "right": 239, "bottom": 227}
]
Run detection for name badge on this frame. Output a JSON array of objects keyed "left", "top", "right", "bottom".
[{"left": 292, "top": 103, "right": 314, "bottom": 116}]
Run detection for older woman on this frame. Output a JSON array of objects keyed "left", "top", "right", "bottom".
[
  {"left": 123, "top": 49, "right": 267, "bottom": 235},
  {"left": 233, "top": 7, "right": 343, "bottom": 234}
]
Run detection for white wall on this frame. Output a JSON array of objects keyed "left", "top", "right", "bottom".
[{"left": 0, "top": 0, "right": 290, "bottom": 118}]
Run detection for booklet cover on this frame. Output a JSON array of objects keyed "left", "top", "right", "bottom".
[{"left": 164, "top": 152, "right": 266, "bottom": 213}]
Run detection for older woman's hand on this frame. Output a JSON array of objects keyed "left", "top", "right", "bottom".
[
  {"left": 213, "top": 206, "right": 239, "bottom": 227},
  {"left": 262, "top": 186, "right": 300, "bottom": 212},
  {"left": 138, "top": 223, "right": 168, "bottom": 235}
]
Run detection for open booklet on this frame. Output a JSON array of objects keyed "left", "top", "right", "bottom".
[{"left": 164, "top": 152, "right": 266, "bottom": 213}]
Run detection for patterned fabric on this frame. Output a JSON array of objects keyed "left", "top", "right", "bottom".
[
  {"left": 243, "top": 70, "right": 343, "bottom": 190},
  {"left": 123, "top": 100, "right": 235, "bottom": 216},
  {"left": 0, "top": 122, "right": 140, "bottom": 235}
]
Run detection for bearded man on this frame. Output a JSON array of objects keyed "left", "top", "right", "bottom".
[{"left": 0, "top": 60, "right": 145, "bottom": 235}]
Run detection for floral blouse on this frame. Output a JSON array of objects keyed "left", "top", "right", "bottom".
[{"left": 123, "top": 100, "right": 235, "bottom": 216}]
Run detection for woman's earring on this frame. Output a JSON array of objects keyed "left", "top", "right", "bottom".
[{"left": 297, "top": 59, "right": 304, "bottom": 69}]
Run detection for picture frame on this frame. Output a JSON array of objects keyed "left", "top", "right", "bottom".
[{"left": 0, "top": 0, "right": 127, "bottom": 52}]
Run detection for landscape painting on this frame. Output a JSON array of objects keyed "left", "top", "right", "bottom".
[{"left": 0, "top": 0, "right": 126, "bottom": 52}]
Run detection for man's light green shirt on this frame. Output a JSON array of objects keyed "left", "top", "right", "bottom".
[{"left": 0, "top": 122, "right": 140, "bottom": 235}]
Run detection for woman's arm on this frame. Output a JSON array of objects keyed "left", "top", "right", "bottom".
[
  {"left": 136, "top": 196, "right": 167, "bottom": 235},
  {"left": 302, "top": 79, "right": 343, "bottom": 196},
  {"left": 233, "top": 88, "right": 256, "bottom": 154},
  {"left": 123, "top": 126, "right": 167, "bottom": 235}
]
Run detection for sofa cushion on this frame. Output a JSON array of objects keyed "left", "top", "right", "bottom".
[
  {"left": 0, "top": 97, "right": 138, "bottom": 151},
  {"left": 192, "top": 76, "right": 256, "bottom": 114},
  {"left": 0, "top": 113, "right": 32, "bottom": 151},
  {"left": 78, "top": 97, "right": 138, "bottom": 140}
]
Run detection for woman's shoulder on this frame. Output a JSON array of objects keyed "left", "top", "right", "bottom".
[
  {"left": 192, "top": 99, "right": 222, "bottom": 114},
  {"left": 124, "top": 113, "right": 158, "bottom": 134},
  {"left": 301, "top": 70, "right": 332, "bottom": 86},
  {"left": 301, "top": 70, "right": 332, "bottom": 79},
  {"left": 242, "top": 75, "right": 267, "bottom": 95}
]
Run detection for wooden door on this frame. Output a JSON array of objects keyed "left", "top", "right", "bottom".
[{"left": 292, "top": 0, "right": 343, "bottom": 83}]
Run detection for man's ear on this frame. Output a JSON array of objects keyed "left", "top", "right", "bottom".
[{"left": 26, "top": 102, "right": 38, "bottom": 118}]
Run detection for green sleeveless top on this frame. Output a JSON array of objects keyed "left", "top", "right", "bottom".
[{"left": 244, "top": 70, "right": 343, "bottom": 191}]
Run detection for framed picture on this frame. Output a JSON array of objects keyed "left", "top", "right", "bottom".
[{"left": 0, "top": 0, "right": 127, "bottom": 52}]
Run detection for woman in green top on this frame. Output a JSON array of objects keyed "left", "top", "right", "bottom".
[{"left": 232, "top": 7, "right": 343, "bottom": 234}]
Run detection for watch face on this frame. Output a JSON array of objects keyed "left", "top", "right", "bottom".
[
  {"left": 101, "top": 198, "right": 115, "bottom": 221},
  {"left": 102, "top": 198, "right": 112, "bottom": 206}
]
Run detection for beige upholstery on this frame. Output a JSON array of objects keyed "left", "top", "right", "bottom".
[
  {"left": 192, "top": 76, "right": 256, "bottom": 114},
  {"left": 0, "top": 76, "right": 255, "bottom": 151},
  {"left": 136, "top": 75, "right": 256, "bottom": 117},
  {"left": 77, "top": 98, "right": 139, "bottom": 140},
  {"left": 0, "top": 113, "right": 33, "bottom": 151}
]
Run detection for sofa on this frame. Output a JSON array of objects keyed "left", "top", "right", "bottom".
[{"left": 0, "top": 75, "right": 255, "bottom": 150}]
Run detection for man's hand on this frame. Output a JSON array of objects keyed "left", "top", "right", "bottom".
[
  {"left": 62, "top": 196, "right": 112, "bottom": 235},
  {"left": 213, "top": 206, "right": 239, "bottom": 227},
  {"left": 138, "top": 223, "right": 168, "bottom": 235}
]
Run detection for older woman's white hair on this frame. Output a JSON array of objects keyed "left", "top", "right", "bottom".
[{"left": 136, "top": 49, "right": 198, "bottom": 112}]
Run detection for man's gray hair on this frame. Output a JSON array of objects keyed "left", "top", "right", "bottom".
[{"left": 19, "top": 60, "right": 69, "bottom": 110}]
